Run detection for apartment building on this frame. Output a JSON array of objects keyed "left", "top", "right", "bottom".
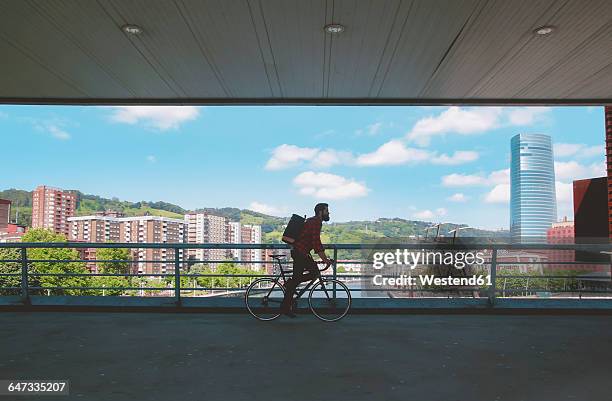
[
  {"left": 68, "top": 215, "right": 122, "bottom": 273},
  {"left": 184, "top": 213, "right": 230, "bottom": 267},
  {"left": 119, "top": 216, "right": 185, "bottom": 275},
  {"left": 68, "top": 215, "right": 185, "bottom": 275},
  {"left": 241, "top": 224, "right": 262, "bottom": 271},
  {"left": 69, "top": 216, "right": 121, "bottom": 242},
  {"left": 0, "top": 199, "right": 10, "bottom": 233},
  {"left": 228, "top": 221, "right": 242, "bottom": 261},
  {"left": 32, "top": 185, "right": 77, "bottom": 237}
]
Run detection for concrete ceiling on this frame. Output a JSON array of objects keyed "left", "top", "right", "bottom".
[{"left": 0, "top": 0, "right": 610, "bottom": 105}]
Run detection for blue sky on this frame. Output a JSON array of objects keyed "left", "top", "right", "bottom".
[{"left": 0, "top": 105, "right": 605, "bottom": 230}]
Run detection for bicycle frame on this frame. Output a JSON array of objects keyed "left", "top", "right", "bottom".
[{"left": 271, "top": 256, "right": 336, "bottom": 305}]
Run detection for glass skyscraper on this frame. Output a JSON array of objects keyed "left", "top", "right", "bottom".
[{"left": 510, "top": 133, "right": 557, "bottom": 243}]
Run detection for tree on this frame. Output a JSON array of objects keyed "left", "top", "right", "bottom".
[
  {"left": 0, "top": 248, "right": 21, "bottom": 295},
  {"left": 21, "top": 228, "right": 92, "bottom": 296},
  {"left": 87, "top": 246, "right": 133, "bottom": 296},
  {"left": 96, "top": 246, "right": 131, "bottom": 275}
]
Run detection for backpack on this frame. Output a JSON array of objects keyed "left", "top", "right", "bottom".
[{"left": 282, "top": 214, "right": 306, "bottom": 244}]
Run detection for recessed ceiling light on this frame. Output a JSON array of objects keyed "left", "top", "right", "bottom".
[
  {"left": 324, "top": 24, "right": 345, "bottom": 34},
  {"left": 122, "top": 24, "right": 143, "bottom": 35},
  {"left": 533, "top": 26, "right": 555, "bottom": 36}
]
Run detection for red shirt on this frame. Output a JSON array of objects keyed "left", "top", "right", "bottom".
[{"left": 292, "top": 216, "right": 324, "bottom": 256}]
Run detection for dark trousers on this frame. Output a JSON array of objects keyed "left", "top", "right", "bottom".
[{"left": 281, "top": 250, "right": 319, "bottom": 309}]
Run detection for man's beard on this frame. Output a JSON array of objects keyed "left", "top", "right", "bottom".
[{"left": 323, "top": 215, "right": 330, "bottom": 222}]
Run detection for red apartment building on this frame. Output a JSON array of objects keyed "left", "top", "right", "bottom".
[
  {"left": 119, "top": 216, "right": 185, "bottom": 275},
  {"left": 32, "top": 185, "right": 77, "bottom": 237},
  {"left": 68, "top": 215, "right": 185, "bottom": 275},
  {"left": 0, "top": 199, "right": 10, "bottom": 233}
]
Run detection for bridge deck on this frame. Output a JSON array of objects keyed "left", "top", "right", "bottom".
[{"left": 1, "top": 312, "right": 610, "bottom": 401}]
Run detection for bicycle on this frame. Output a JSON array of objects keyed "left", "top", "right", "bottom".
[{"left": 244, "top": 254, "right": 352, "bottom": 322}]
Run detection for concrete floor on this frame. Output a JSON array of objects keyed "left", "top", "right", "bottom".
[{"left": 1, "top": 311, "right": 611, "bottom": 401}]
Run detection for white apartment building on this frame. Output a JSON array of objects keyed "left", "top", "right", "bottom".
[
  {"left": 184, "top": 213, "right": 230, "bottom": 267},
  {"left": 241, "top": 224, "right": 262, "bottom": 270},
  {"left": 68, "top": 215, "right": 185, "bottom": 275},
  {"left": 228, "top": 221, "right": 242, "bottom": 261}
]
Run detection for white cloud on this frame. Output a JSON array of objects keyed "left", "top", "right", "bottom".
[
  {"left": 146, "top": 155, "right": 157, "bottom": 163},
  {"left": 248, "top": 201, "right": 286, "bottom": 216},
  {"left": 311, "top": 149, "right": 353, "bottom": 168},
  {"left": 554, "top": 161, "right": 605, "bottom": 181},
  {"left": 441, "top": 169, "right": 509, "bottom": 187},
  {"left": 265, "top": 144, "right": 320, "bottom": 170},
  {"left": 265, "top": 144, "right": 352, "bottom": 170},
  {"left": 355, "top": 140, "right": 431, "bottom": 166},
  {"left": 555, "top": 181, "right": 575, "bottom": 219},
  {"left": 484, "top": 184, "right": 510, "bottom": 203},
  {"left": 442, "top": 173, "right": 487, "bottom": 187},
  {"left": 406, "top": 106, "right": 551, "bottom": 146},
  {"left": 406, "top": 106, "right": 503, "bottom": 146},
  {"left": 555, "top": 181, "right": 573, "bottom": 204},
  {"left": 109, "top": 106, "right": 199, "bottom": 131},
  {"left": 355, "top": 140, "right": 478, "bottom": 167},
  {"left": 488, "top": 169, "right": 510, "bottom": 185},
  {"left": 554, "top": 143, "right": 603, "bottom": 159},
  {"left": 431, "top": 151, "right": 479, "bottom": 165},
  {"left": 413, "top": 208, "right": 447, "bottom": 220},
  {"left": 448, "top": 193, "right": 469, "bottom": 202},
  {"left": 32, "top": 120, "right": 72, "bottom": 140},
  {"left": 269, "top": 139, "right": 479, "bottom": 169},
  {"left": 47, "top": 125, "right": 71, "bottom": 140},
  {"left": 293, "top": 171, "right": 369, "bottom": 200},
  {"left": 506, "top": 107, "right": 551, "bottom": 125}
]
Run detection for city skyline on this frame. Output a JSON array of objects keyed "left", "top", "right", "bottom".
[{"left": 1, "top": 105, "right": 606, "bottom": 230}]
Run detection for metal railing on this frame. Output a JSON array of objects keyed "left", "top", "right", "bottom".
[{"left": 1, "top": 242, "right": 611, "bottom": 309}]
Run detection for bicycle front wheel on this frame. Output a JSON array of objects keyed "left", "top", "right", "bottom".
[
  {"left": 308, "top": 278, "right": 351, "bottom": 322},
  {"left": 245, "top": 278, "right": 285, "bottom": 321}
]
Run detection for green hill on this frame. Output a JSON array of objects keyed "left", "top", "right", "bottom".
[
  {"left": 0, "top": 188, "right": 186, "bottom": 225},
  {"left": 1, "top": 188, "right": 509, "bottom": 245}
]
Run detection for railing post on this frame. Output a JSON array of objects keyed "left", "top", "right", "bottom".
[
  {"left": 333, "top": 247, "right": 337, "bottom": 299},
  {"left": 20, "top": 247, "right": 30, "bottom": 305},
  {"left": 174, "top": 248, "right": 181, "bottom": 306},
  {"left": 488, "top": 248, "right": 497, "bottom": 307}
]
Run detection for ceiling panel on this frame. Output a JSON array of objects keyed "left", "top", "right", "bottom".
[
  {"left": 378, "top": 0, "right": 481, "bottom": 98},
  {"left": 0, "top": 38, "right": 85, "bottom": 97},
  {"left": 469, "top": 0, "right": 612, "bottom": 99},
  {"left": 258, "top": 0, "right": 328, "bottom": 98},
  {"left": 0, "top": 0, "right": 127, "bottom": 97},
  {"left": 178, "top": 0, "right": 274, "bottom": 98},
  {"left": 420, "top": 0, "right": 562, "bottom": 99},
  {"left": 323, "top": 0, "right": 403, "bottom": 98},
  {"left": 0, "top": 0, "right": 609, "bottom": 104},
  {"left": 103, "top": 0, "right": 229, "bottom": 98},
  {"left": 31, "top": 0, "right": 178, "bottom": 98}
]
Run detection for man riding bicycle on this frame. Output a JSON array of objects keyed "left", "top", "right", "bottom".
[{"left": 280, "top": 203, "right": 332, "bottom": 318}]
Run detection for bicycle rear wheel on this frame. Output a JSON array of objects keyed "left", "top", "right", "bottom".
[
  {"left": 245, "top": 278, "right": 285, "bottom": 321},
  {"left": 308, "top": 278, "right": 351, "bottom": 322}
]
